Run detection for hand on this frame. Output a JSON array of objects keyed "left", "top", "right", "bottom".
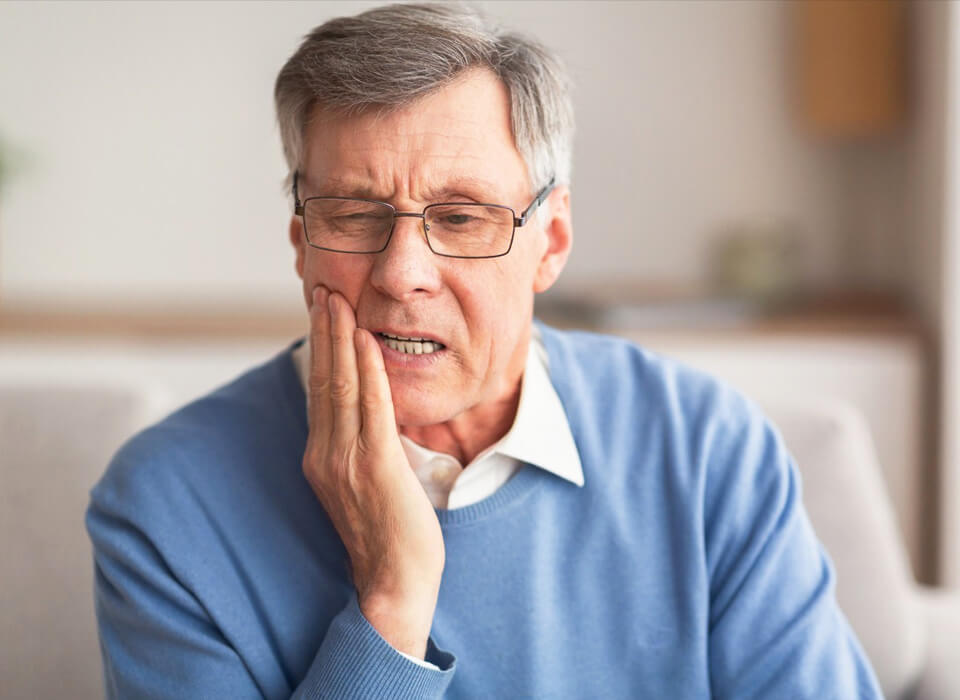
[{"left": 302, "top": 286, "right": 445, "bottom": 660}]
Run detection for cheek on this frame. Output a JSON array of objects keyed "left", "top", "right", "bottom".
[
  {"left": 459, "top": 260, "right": 533, "bottom": 351},
  {"left": 305, "top": 253, "right": 371, "bottom": 304},
  {"left": 457, "top": 263, "right": 512, "bottom": 324}
]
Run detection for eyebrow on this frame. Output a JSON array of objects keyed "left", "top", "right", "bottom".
[{"left": 306, "top": 175, "right": 506, "bottom": 203}]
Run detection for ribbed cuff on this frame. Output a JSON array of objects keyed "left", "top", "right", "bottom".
[{"left": 294, "top": 593, "right": 456, "bottom": 699}]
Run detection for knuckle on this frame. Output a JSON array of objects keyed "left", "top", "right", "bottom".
[
  {"left": 330, "top": 327, "right": 351, "bottom": 346},
  {"left": 308, "top": 375, "right": 331, "bottom": 396},
  {"left": 301, "top": 454, "right": 325, "bottom": 492},
  {"left": 302, "top": 443, "right": 349, "bottom": 490},
  {"left": 359, "top": 391, "right": 384, "bottom": 414},
  {"left": 329, "top": 375, "right": 355, "bottom": 402},
  {"left": 331, "top": 444, "right": 354, "bottom": 472},
  {"left": 355, "top": 431, "right": 378, "bottom": 458},
  {"left": 302, "top": 441, "right": 325, "bottom": 470}
]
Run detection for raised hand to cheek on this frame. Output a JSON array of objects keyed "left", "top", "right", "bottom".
[{"left": 302, "top": 285, "right": 446, "bottom": 660}]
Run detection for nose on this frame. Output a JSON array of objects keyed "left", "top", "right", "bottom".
[{"left": 368, "top": 214, "right": 443, "bottom": 301}]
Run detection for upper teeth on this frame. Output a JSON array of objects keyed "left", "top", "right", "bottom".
[{"left": 379, "top": 333, "right": 443, "bottom": 355}]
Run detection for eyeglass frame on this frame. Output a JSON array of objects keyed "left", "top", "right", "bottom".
[{"left": 292, "top": 171, "right": 556, "bottom": 259}]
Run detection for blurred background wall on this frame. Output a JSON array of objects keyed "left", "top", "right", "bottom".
[
  {"left": 0, "top": 0, "right": 956, "bottom": 598},
  {"left": 0, "top": 0, "right": 926, "bottom": 308}
]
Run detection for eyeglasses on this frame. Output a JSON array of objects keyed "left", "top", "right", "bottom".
[{"left": 292, "top": 172, "right": 555, "bottom": 259}]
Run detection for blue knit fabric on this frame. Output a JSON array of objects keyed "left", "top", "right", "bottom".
[{"left": 86, "top": 323, "right": 882, "bottom": 698}]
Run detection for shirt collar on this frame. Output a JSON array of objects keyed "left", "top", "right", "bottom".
[
  {"left": 290, "top": 329, "right": 584, "bottom": 488},
  {"left": 481, "top": 335, "right": 584, "bottom": 486}
]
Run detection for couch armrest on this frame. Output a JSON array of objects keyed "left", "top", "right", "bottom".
[{"left": 910, "top": 585, "right": 960, "bottom": 700}]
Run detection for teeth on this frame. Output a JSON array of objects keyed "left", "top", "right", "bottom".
[
  {"left": 380, "top": 334, "right": 443, "bottom": 355},
  {"left": 382, "top": 333, "right": 424, "bottom": 341}
]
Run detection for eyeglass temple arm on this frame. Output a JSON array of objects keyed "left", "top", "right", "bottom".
[{"left": 515, "top": 176, "right": 557, "bottom": 227}]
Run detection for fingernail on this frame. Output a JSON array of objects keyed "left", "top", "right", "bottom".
[
  {"left": 327, "top": 291, "right": 337, "bottom": 318},
  {"left": 312, "top": 286, "right": 328, "bottom": 308}
]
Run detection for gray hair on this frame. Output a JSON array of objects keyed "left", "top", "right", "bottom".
[{"left": 274, "top": 2, "right": 574, "bottom": 194}]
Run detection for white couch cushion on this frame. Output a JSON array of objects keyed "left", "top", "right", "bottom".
[{"left": 0, "top": 382, "right": 160, "bottom": 700}]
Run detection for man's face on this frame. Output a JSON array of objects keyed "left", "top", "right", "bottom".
[{"left": 290, "top": 69, "right": 571, "bottom": 427}]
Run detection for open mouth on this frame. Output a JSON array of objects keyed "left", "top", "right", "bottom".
[{"left": 377, "top": 332, "right": 446, "bottom": 355}]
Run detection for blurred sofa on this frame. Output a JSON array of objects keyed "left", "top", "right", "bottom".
[
  {"left": 1, "top": 382, "right": 162, "bottom": 700},
  {"left": 763, "top": 399, "right": 960, "bottom": 699},
  {"left": 1, "top": 378, "right": 958, "bottom": 699}
]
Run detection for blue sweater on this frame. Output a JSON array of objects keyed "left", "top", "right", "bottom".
[{"left": 86, "top": 324, "right": 882, "bottom": 698}]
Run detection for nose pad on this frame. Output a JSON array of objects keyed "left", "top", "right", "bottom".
[
  {"left": 371, "top": 214, "right": 441, "bottom": 296},
  {"left": 386, "top": 214, "right": 431, "bottom": 251}
]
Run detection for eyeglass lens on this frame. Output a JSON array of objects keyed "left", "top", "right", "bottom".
[{"left": 302, "top": 199, "right": 515, "bottom": 257}]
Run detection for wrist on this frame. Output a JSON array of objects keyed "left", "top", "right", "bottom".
[{"left": 358, "top": 588, "right": 438, "bottom": 660}]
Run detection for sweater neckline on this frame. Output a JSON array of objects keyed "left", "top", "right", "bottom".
[{"left": 276, "top": 338, "right": 547, "bottom": 527}]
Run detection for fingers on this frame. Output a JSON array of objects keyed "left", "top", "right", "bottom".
[
  {"left": 354, "top": 327, "right": 398, "bottom": 440},
  {"left": 328, "top": 292, "right": 361, "bottom": 438},
  {"left": 308, "top": 286, "right": 333, "bottom": 431},
  {"left": 308, "top": 288, "right": 388, "bottom": 455}
]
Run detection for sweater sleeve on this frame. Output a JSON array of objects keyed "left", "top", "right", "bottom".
[
  {"left": 86, "top": 473, "right": 456, "bottom": 699},
  {"left": 86, "top": 494, "right": 267, "bottom": 698},
  {"left": 292, "top": 594, "right": 455, "bottom": 699},
  {"left": 701, "top": 397, "right": 882, "bottom": 699}
]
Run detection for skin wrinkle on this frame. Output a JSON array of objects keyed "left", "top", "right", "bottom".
[
  {"left": 300, "top": 155, "right": 504, "bottom": 207},
  {"left": 290, "top": 68, "right": 571, "bottom": 464},
  {"left": 305, "top": 173, "right": 505, "bottom": 205},
  {"left": 302, "top": 78, "right": 509, "bottom": 205}
]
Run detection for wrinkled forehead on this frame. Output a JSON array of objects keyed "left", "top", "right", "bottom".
[
  {"left": 303, "top": 172, "right": 512, "bottom": 204},
  {"left": 299, "top": 69, "right": 531, "bottom": 202}
]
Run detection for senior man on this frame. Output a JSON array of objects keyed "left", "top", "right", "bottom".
[{"left": 86, "top": 4, "right": 882, "bottom": 698}]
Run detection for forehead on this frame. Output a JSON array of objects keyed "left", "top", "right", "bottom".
[{"left": 301, "top": 69, "right": 530, "bottom": 199}]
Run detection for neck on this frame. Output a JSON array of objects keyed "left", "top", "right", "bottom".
[{"left": 400, "top": 384, "right": 521, "bottom": 464}]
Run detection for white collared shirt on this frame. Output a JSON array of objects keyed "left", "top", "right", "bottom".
[{"left": 290, "top": 327, "right": 583, "bottom": 509}]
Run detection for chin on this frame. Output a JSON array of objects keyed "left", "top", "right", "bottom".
[{"left": 391, "top": 391, "right": 459, "bottom": 428}]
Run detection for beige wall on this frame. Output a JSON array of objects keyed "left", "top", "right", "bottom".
[{"left": 0, "top": 0, "right": 909, "bottom": 311}]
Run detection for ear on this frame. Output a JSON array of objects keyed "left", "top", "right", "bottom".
[
  {"left": 533, "top": 185, "right": 572, "bottom": 293},
  {"left": 289, "top": 216, "right": 306, "bottom": 280}
]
